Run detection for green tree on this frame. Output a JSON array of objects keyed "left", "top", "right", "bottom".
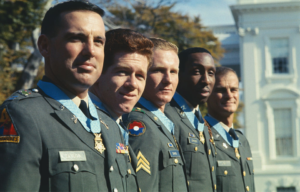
[
  {"left": 0, "top": 0, "right": 51, "bottom": 104},
  {"left": 107, "top": 1, "right": 223, "bottom": 61}
]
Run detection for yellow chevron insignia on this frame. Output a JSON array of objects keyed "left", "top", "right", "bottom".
[{"left": 136, "top": 151, "right": 151, "bottom": 175}]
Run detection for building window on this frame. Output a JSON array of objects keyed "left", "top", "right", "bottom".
[
  {"left": 270, "top": 38, "right": 289, "bottom": 74},
  {"left": 273, "top": 108, "right": 293, "bottom": 157},
  {"left": 277, "top": 187, "right": 296, "bottom": 192}
]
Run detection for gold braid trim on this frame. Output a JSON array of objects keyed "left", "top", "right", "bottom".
[{"left": 203, "top": 118, "right": 217, "bottom": 155}]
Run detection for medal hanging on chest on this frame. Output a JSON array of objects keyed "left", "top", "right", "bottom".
[
  {"left": 235, "top": 148, "right": 240, "bottom": 159},
  {"left": 94, "top": 133, "right": 106, "bottom": 154},
  {"left": 199, "top": 131, "right": 205, "bottom": 144}
]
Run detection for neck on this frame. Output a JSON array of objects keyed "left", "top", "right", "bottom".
[
  {"left": 209, "top": 110, "right": 234, "bottom": 127},
  {"left": 158, "top": 105, "right": 165, "bottom": 113}
]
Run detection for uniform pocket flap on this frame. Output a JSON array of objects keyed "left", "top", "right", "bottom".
[
  {"left": 48, "top": 149, "right": 96, "bottom": 176},
  {"left": 116, "top": 156, "right": 127, "bottom": 177},
  {"left": 216, "top": 166, "right": 235, "bottom": 176},
  {"left": 162, "top": 150, "right": 183, "bottom": 168}
]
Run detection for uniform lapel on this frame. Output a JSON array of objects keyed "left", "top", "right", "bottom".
[
  {"left": 44, "top": 96, "right": 105, "bottom": 158},
  {"left": 170, "top": 100, "right": 199, "bottom": 138},
  {"left": 212, "top": 128, "right": 239, "bottom": 161},
  {"left": 140, "top": 105, "right": 177, "bottom": 147},
  {"left": 100, "top": 121, "right": 116, "bottom": 168}
]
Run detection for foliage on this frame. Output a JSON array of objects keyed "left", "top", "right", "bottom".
[
  {"left": 0, "top": 0, "right": 46, "bottom": 104},
  {"left": 107, "top": 1, "right": 224, "bottom": 61}
]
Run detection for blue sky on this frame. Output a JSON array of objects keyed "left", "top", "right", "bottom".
[{"left": 174, "top": 0, "right": 236, "bottom": 26}]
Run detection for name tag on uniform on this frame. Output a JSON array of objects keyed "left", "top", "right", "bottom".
[
  {"left": 217, "top": 160, "right": 231, "bottom": 167},
  {"left": 188, "top": 137, "right": 200, "bottom": 145},
  {"left": 59, "top": 151, "right": 87, "bottom": 162},
  {"left": 169, "top": 150, "right": 180, "bottom": 157}
]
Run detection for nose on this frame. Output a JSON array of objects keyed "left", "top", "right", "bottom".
[
  {"left": 201, "top": 72, "right": 210, "bottom": 84},
  {"left": 126, "top": 75, "right": 138, "bottom": 90},
  {"left": 162, "top": 72, "right": 172, "bottom": 84},
  {"left": 83, "top": 38, "right": 95, "bottom": 57},
  {"left": 225, "top": 89, "right": 233, "bottom": 99}
]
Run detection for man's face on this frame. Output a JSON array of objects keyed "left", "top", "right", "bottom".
[
  {"left": 207, "top": 71, "right": 239, "bottom": 117},
  {"left": 95, "top": 52, "right": 148, "bottom": 117},
  {"left": 178, "top": 52, "right": 215, "bottom": 106},
  {"left": 143, "top": 49, "right": 179, "bottom": 108},
  {"left": 42, "top": 10, "right": 105, "bottom": 94}
]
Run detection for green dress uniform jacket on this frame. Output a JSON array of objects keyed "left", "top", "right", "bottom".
[
  {"left": 164, "top": 100, "right": 217, "bottom": 192},
  {"left": 0, "top": 88, "right": 139, "bottom": 192},
  {"left": 123, "top": 104, "right": 188, "bottom": 192},
  {"left": 209, "top": 125, "right": 255, "bottom": 192}
]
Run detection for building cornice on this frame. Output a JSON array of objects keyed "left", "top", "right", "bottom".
[{"left": 230, "top": 1, "right": 300, "bottom": 26}]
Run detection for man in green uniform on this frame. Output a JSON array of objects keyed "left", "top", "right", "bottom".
[
  {"left": 123, "top": 38, "right": 188, "bottom": 192},
  {"left": 205, "top": 67, "right": 255, "bottom": 192},
  {"left": 164, "top": 47, "right": 217, "bottom": 191},
  {"left": 89, "top": 28, "right": 153, "bottom": 189},
  {"left": 0, "top": 1, "right": 138, "bottom": 191}
]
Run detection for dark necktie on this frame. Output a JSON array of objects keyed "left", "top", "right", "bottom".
[
  {"left": 228, "top": 128, "right": 238, "bottom": 140},
  {"left": 79, "top": 100, "right": 91, "bottom": 119}
]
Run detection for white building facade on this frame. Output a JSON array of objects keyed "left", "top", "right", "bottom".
[{"left": 229, "top": 0, "right": 300, "bottom": 191}]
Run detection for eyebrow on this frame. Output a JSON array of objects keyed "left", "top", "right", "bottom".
[{"left": 64, "top": 32, "right": 106, "bottom": 41}]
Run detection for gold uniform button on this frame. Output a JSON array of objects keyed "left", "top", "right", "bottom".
[
  {"left": 195, "top": 147, "right": 198, "bottom": 151},
  {"left": 174, "top": 159, "right": 178, "bottom": 164},
  {"left": 246, "top": 186, "right": 250, "bottom": 191},
  {"left": 214, "top": 184, "right": 217, "bottom": 190},
  {"left": 243, "top": 171, "right": 246, "bottom": 176},
  {"left": 224, "top": 170, "right": 228, "bottom": 175},
  {"left": 208, "top": 149, "right": 211, "bottom": 155},
  {"left": 127, "top": 169, "right": 131, "bottom": 174},
  {"left": 187, "top": 181, "right": 189, "bottom": 186},
  {"left": 212, "top": 166, "right": 214, "bottom": 172}
]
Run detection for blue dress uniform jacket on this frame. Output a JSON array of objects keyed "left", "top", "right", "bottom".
[
  {"left": 123, "top": 105, "right": 188, "bottom": 192},
  {"left": 209, "top": 125, "right": 255, "bottom": 192},
  {"left": 164, "top": 100, "right": 217, "bottom": 192},
  {"left": 0, "top": 88, "right": 138, "bottom": 192}
]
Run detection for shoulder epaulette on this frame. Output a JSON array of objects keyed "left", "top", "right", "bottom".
[
  {"left": 5, "top": 88, "right": 41, "bottom": 102},
  {"left": 132, "top": 107, "right": 145, "bottom": 113}
]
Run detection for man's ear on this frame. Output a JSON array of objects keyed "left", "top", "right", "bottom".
[{"left": 38, "top": 34, "right": 51, "bottom": 57}]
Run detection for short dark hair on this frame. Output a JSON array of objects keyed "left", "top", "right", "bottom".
[
  {"left": 178, "top": 47, "right": 211, "bottom": 72},
  {"left": 103, "top": 28, "right": 154, "bottom": 73},
  {"left": 41, "top": 1, "right": 104, "bottom": 38},
  {"left": 215, "top": 66, "right": 237, "bottom": 78}
]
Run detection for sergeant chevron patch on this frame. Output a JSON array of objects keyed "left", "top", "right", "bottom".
[
  {"left": 127, "top": 121, "right": 146, "bottom": 136},
  {"left": 136, "top": 151, "right": 151, "bottom": 175}
]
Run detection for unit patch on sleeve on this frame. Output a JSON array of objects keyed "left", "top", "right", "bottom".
[
  {"left": 136, "top": 151, "right": 151, "bottom": 175},
  {"left": 127, "top": 121, "right": 146, "bottom": 136},
  {"left": 0, "top": 108, "right": 20, "bottom": 143}
]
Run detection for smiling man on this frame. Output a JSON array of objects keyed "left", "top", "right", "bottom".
[
  {"left": 205, "top": 67, "right": 255, "bottom": 192},
  {"left": 0, "top": 1, "right": 138, "bottom": 192},
  {"left": 164, "top": 47, "right": 217, "bottom": 192},
  {"left": 123, "top": 38, "right": 188, "bottom": 192},
  {"left": 89, "top": 29, "right": 153, "bottom": 191}
]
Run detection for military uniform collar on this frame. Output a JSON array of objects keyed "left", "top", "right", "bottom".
[
  {"left": 180, "top": 94, "right": 199, "bottom": 114},
  {"left": 207, "top": 114, "right": 233, "bottom": 132}
]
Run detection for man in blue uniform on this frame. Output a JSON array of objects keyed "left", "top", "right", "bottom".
[
  {"left": 0, "top": 1, "right": 139, "bottom": 191},
  {"left": 205, "top": 66, "right": 255, "bottom": 192},
  {"left": 164, "top": 47, "right": 217, "bottom": 191},
  {"left": 123, "top": 38, "right": 188, "bottom": 192}
]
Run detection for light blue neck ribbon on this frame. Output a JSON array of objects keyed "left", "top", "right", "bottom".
[
  {"left": 90, "top": 93, "right": 129, "bottom": 146},
  {"left": 204, "top": 115, "right": 239, "bottom": 148},
  {"left": 139, "top": 97, "right": 175, "bottom": 135},
  {"left": 37, "top": 80, "right": 101, "bottom": 133},
  {"left": 173, "top": 92, "right": 204, "bottom": 132}
]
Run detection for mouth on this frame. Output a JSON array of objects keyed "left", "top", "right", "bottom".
[
  {"left": 199, "top": 88, "right": 210, "bottom": 97},
  {"left": 120, "top": 92, "right": 137, "bottom": 100},
  {"left": 77, "top": 62, "right": 95, "bottom": 71}
]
